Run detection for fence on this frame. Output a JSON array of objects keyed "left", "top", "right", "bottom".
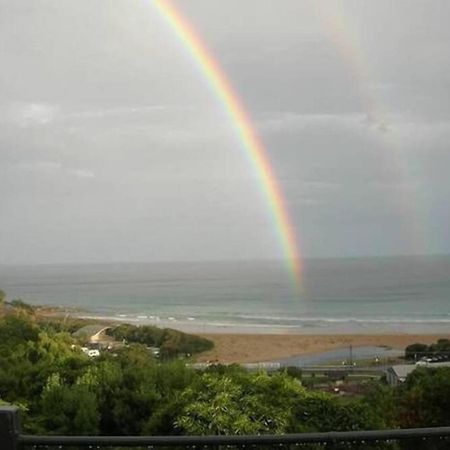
[{"left": 2, "top": 406, "right": 450, "bottom": 449}]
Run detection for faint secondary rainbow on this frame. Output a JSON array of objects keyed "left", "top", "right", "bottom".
[
  {"left": 313, "top": 3, "right": 429, "bottom": 255},
  {"left": 152, "top": 0, "right": 303, "bottom": 288}
]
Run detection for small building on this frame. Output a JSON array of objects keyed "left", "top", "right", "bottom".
[
  {"left": 386, "top": 365, "right": 416, "bottom": 386},
  {"left": 72, "top": 325, "right": 112, "bottom": 344},
  {"left": 386, "top": 362, "right": 450, "bottom": 386}
]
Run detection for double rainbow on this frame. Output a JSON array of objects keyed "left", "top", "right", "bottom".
[{"left": 153, "top": 0, "right": 303, "bottom": 289}]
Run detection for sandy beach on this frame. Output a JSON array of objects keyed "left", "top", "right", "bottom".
[
  {"left": 196, "top": 333, "right": 449, "bottom": 364},
  {"left": 33, "top": 308, "right": 449, "bottom": 364}
]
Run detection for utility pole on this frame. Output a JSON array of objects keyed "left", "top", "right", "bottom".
[{"left": 349, "top": 344, "right": 353, "bottom": 368}]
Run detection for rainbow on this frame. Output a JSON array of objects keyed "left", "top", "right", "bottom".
[{"left": 152, "top": 0, "right": 303, "bottom": 288}]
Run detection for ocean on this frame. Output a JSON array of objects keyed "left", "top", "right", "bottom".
[{"left": 1, "top": 256, "right": 449, "bottom": 334}]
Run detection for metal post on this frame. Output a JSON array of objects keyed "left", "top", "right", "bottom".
[{"left": 0, "top": 406, "right": 21, "bottom": 450}]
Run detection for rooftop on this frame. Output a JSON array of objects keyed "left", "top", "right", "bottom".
[{"left": 72, "top": 324, "right": 111, "bottom": 338}]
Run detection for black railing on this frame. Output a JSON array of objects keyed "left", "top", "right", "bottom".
[{"left": 2, "top": 406, "right": 450, "bottom": 449}]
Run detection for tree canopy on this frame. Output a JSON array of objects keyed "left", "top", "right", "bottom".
[{"left": 0, "top": 293, "right": 448, "bottom": 441}]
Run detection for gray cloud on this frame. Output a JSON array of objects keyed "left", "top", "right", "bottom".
[{"left": 0, "top": 0, "right": 449, "bottom": 264}]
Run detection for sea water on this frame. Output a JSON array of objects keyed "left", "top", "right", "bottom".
[{"left": 1, "top": 256, "right": 449, "bottom": 334}]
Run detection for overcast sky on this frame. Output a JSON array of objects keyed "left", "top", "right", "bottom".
[{"left": 1, "top": 0, "right": 449, "bottom": 265}]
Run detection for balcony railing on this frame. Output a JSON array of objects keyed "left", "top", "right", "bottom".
[{"left": 2, "top": 406, "right": 450, "bottom": 449}]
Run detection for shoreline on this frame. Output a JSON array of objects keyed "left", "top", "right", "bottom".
[
  {"left": 34, "top": 309, "right": 449, "bottom": 364},
  {"left": 194, "top": 333, "right": 449, "bottom": 364},
  {"left": 74, "top": 313, "right": 450, "bottom": 336}
]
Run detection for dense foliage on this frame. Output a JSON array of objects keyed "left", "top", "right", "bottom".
[
  {"left": 0, "top": 312, "right": 383, "bottom": 437},
  {"left": 107, "top": 323, "right": 214, "bottom": 359},
  {"left": 396, "top": 367, "right": 450, "bottom": 428},
  {"left": 0, "top": 304, "right": 449, "bottom": 443},
  {"left": 405, "top": 339, "right": 450, "bottom": 360}
]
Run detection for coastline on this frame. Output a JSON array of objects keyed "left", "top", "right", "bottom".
[
  {"left": 75, "top": 313, "right": 450, "bottom": 336},
  {"left": 35, "top": 309, "right": 449, "bottom": 364}
]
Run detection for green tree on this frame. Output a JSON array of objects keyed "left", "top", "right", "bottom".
[
  {"left": 98, "top": 346, "right": 160, "bottom": 435},
  {"left": 0, "top": 315, "right": 39, "bottom": 354},
  {"left": 109, "top": 324, "right": 213, "bottom": 359},
  {"left": 362, "top": 382, "right": 397, "bottom": 428},
  {"left": 175, "top": 371, "right": 304, "bottom": 435},
  {"left": 431, "top": 339, "right": 450, "bottom": 354},
  {"left": 40, "top": 373, "right": 99, "bottom": 435},
  {"left": 405, "top": 343, "right": 429, "bottom": 360},
  {"left": 290, "top": 392, "right": 384, "bottom": 433},
  {"left": 142, "top": 361, "right": 196, "bottom": 435},
  {"left": 397, "top": 367, "right": 450, "bottom": 427}
]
